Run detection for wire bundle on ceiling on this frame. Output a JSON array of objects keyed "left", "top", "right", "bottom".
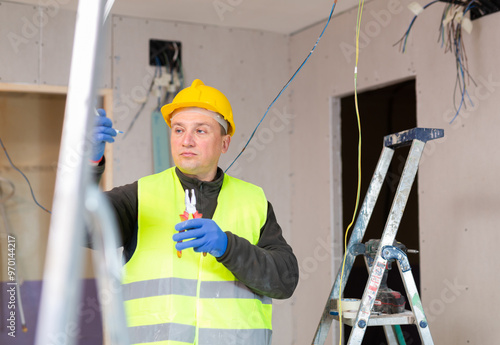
[
  {"left": 442, "top": 0, "right": 500, "bottom": 18},
  {"left": 439, "top": 1, "right": 477, "bottom": 123},
  {"left": 395, "top": 0, "right": 481, "bottom": 123}
]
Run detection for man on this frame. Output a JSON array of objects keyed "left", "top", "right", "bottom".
[{"left": 92, "top": 79, "right": 298, "bottom": 345}]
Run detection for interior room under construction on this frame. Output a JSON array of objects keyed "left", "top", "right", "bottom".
[{"left": 0, "top": 0, "right": 499, "bottom": 344}]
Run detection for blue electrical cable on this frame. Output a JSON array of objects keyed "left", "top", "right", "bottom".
[
  {"left": 450, "top": 35, "right": 474, "bottom": 123},
  {"left": 398, "top": 0, "right": 477, "bottom": 124},
  {"left": 225, "top": 0, "right": 338, "bottom": 172},
  {"left": 449, "top": 1, "right": 476, "bottom": 124},
  {"left": 0, "top": 136, "right": 52, "bottom": 214},
  {"left": 397, "top": 0, "right": 440, "bottom": 53},
  {"left": 451, "top": 52, "right": 467, "bottom": 123},
  {"left": 464, "top": 0, "right": 477, "bottom": 15}
]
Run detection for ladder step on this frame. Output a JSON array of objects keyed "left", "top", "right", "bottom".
[
  {"left": 384, "top": 127, "right": 444, "bottom": 148},
  {"left": 330, "top": 310, "right": 416, "bottom": 327}
]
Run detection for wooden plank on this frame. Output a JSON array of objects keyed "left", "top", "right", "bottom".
[
  {"left": 0, "top": 82, "right": 67, "bottom": 94},
  {"left": 101, "top": 89, "right": 114, "bottom": 191}
]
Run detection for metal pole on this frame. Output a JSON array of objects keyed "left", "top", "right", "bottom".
[{"left": 35, "top": 1, "right": 106, "bottom": 344}]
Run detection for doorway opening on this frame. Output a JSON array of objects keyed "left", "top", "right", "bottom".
[{"left": 340, "top": 79, "right": 421, "bottom": 344}]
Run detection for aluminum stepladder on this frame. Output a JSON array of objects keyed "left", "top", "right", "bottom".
[
  {"left": 312, "top": 127, "right": 444, "bottom": 345},
  {"left": 34, "top": 1, "right": 129, "bottom": 345}
]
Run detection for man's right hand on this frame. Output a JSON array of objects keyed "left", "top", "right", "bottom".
[{"left": 92, "top": 108, "right": 117, "bottom": 162}]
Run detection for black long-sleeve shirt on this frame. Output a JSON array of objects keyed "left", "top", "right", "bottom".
[{"left": 95, "top": 162, "right": 299, "bottom": 299}]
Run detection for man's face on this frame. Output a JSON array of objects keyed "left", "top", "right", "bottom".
[{"left": 170, "top": 110, "right": 230, "bottom": 181}]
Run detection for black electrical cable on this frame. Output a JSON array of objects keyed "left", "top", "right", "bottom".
[
  {"left": 0, "top": 136, "right": 51, "bottom": 214},
  {"left": 123, "top": 66, "right": 159, "bottom": 138}
]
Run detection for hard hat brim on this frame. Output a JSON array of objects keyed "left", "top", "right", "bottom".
[{"left": 161, "top": 102, "right": 234, "bottom": 136}]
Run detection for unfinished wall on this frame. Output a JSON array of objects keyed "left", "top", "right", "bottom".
[
  {"left": 289, "top": 0, "right": 500, "bottom": 344},
  {"left": 0, "top": 1, "right": 112, "bottom": 87}
]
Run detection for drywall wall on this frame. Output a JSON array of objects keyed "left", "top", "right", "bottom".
[
  {"left": 289, "top": 0, "right": 500, "bottom": 344},
  {"left": 0, "top": 1, "right": 112, "bottom": 87}
]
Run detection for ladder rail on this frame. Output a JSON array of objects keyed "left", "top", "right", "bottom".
[
  {"left": 393, "top": 255, "right": 434, "bottom": 344},
  {"left": 347, "top": 139, "right": 426, "bottom": 344},
  {"left": 383, "top": 325, "right": 400, "bottom": 345},
  {"left": 312, "top": 147, "right": 394, "bottom": 344}
]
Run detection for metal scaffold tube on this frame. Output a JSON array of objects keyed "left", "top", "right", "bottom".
[{"left": 34, "top": 0, "right": 129, "bottom": 344}]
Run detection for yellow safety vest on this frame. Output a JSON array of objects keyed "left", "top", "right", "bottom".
[{"left": 122, "top": 167, "right": 272, "bottom": 345}]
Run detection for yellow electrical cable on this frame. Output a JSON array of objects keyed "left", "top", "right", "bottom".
[{"left": 338, "top": 0, "right": 364, "bottom": 343}]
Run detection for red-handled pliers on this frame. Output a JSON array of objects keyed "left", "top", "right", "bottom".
[{"left": 177, "top": 189, "right": 204, "bottom": 258}]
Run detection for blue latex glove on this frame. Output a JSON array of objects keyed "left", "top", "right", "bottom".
[
  {"left": 173, "top": 218, "right": 228, "bottom": 258},
  {"left": 92, "top": 108, "right": 116, "bottom": 162}
]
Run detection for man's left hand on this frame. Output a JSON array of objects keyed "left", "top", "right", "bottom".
[{"left": 173, "top": 218, "right": 228, "bottom": 258}]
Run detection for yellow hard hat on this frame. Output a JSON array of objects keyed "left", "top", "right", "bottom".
[{"left": 161, "top": 79, "right": 235, "bottom": 136}]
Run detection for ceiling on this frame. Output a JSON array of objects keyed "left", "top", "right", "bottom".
[{"left": 13, "top": 0, "right": 363, "bottom": 34}]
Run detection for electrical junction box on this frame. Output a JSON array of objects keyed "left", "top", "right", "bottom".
[{"left": 149, "top": 39, "right": 182, "bottom": 69}]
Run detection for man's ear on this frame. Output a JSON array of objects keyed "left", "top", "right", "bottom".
[{"left": 221, "top": 135, "right": 231, "bottom": 154}]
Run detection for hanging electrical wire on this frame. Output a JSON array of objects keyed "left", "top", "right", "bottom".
[
  {"left": 123, "top": 66, "right": 159, "bottom": 138},
  {"left": 438, "top": 1, "right": 477, "bottom": 123},
  {"left": 125, "top": 46, "right": 184, "bottom": 137},
  {"left": 393, "top": 0, "right": 441, "bottom": 53},
  {"left": 225, "top": 0, "right": 339, "bottom": 172},
  {"left": 0, "top": 136, "right": 51, "bottom": 214},
  {"left": 155, "top": 56, "right": 163, "bottom": 112},
  {"left": 159, "top": 51, "right": 184, "bottom": 106},
  {"left": 337, "top": 0, "right": 365, "bottom": 342},
  {"left": 395, "top": 0, "right": 478, "bottom": 124},
  {"left": 161, "top": 51, "right": 173, "bottom": 106}
]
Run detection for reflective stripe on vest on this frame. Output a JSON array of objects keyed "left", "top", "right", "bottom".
[
  {"left": 123, "top": 278, "right": 272, "bottom": 305},
  {"left": 124, "top": 167, "right": 271, "bottom": 344},
  {"left": 129, "top": 323, "right": 195, "bottom": 344},
  {"left": 128, "top": 324, "right": 271, "bottom": 345}
]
